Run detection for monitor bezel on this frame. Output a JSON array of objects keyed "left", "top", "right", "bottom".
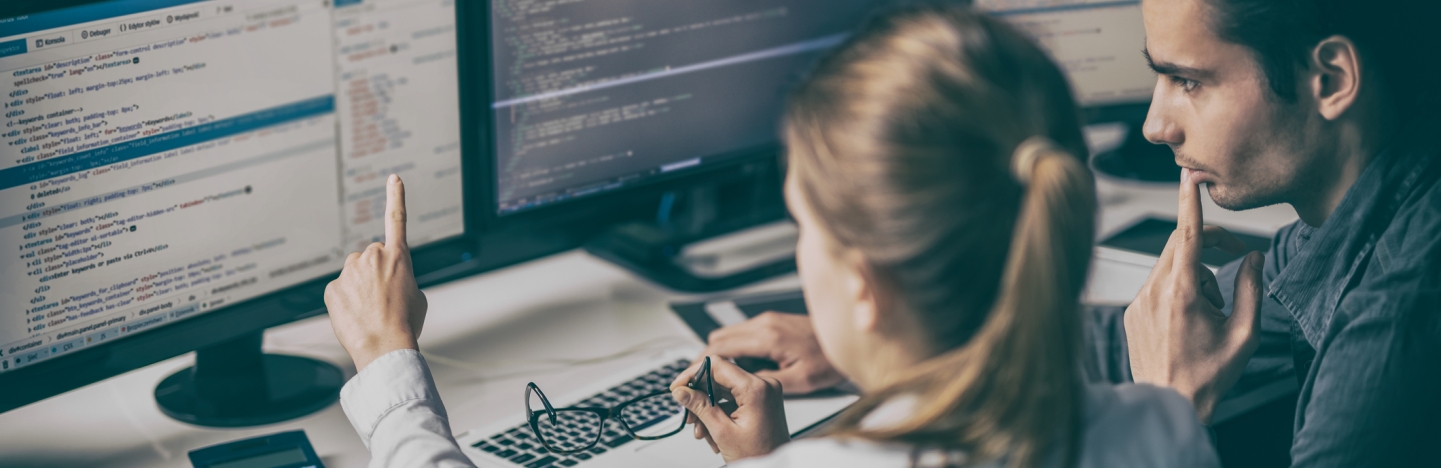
[{"left": 0, "top": 0, "right": 489, "bottom": 413}]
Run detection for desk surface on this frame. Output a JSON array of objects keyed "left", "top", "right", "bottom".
[{"left": 0, "top": 178, "right": 1298, "bottom": 468}]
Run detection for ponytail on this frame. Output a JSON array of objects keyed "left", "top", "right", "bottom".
[
  {"left": 828, "top": 138, "right": 1095, "bottom": 468},
  {"left": 784, "top": 5, "right": 1098, "bottom": 467}
]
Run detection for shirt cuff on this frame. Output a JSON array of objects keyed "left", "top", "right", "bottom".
[{"left": 340, "top": 348, "right": 446, "bottom": 448}]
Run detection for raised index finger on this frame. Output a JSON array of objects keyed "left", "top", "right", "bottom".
[
  {"left": 385, "top": 174, "right": 408, "bottom": 250},
  {"left": 1173, "top": 168, "right": 1204, "bottom": 275}
]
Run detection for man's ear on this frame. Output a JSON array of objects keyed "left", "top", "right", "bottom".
[{"left": 1309, "top": 35, "right": 1362, "bottom": 121}]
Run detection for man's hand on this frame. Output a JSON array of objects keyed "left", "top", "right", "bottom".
[
  {"left": 670, "top": 357, "right": 790, "bottom": 463},
  {"left": 702, "top": 312, "right": 843, "bottom": 395},
  {"left": 1124, "top": 169, "right": 1265, "bottom": 424},
  {"left": 325, "top": 174, "right": 428, "bottom": 372}
]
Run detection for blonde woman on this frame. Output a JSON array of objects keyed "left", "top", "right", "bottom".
[
  {"left": 324, "top": 4, "right": 1218, "bottom": 468},
  {"left": 660, "top": 5, "right": 1216, "bottom": 467}
]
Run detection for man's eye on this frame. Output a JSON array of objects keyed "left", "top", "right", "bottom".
[{"left": 1170, "top": 76, "right": 1199, "bottom": 92}]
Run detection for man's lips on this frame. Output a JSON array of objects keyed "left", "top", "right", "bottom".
[{"left": 1181, "top": 167, "right": 1217, "bottom": 184}]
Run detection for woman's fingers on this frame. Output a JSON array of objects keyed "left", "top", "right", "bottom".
[
  {"left": 672, "top": 387, "right": 732, "bottom": 434},
  {"left": 706, "top": 356, "right": 766, "bottom": 398},
  {"left": 691, "top": 421, "right": 719, "bottom": 453},
  {"left": 670, "top": 357, "right": 706, "bottom": 392},
  {"left": 671, "top": 356, "right": 791, "bottom": 463}
]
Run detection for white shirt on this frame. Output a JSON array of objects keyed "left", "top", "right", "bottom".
[
  {"left": 340, "top": 349, "right": 473, "bottom": 468},
  {"left": 340, "top": 350, "right": 1219, "bottom": 468}
]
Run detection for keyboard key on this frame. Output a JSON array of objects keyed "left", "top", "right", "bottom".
[
  {"left": 603, "top": 435, "right": 634, "bottom": 448},
  {"left": 575, "top": 453, "right": 592, "bottom": 461},
  {"left": 518, "top": 443, "right": 534, "bottom": 450},
  {"left": 589, "top": 447, "right": 607, "bottom": 455},
  {"left": 525, "top": 456, "right": 559, "bottom": 468},
  {"left": 511, "top": 453, "right": 536, "bottom": 464},
  {"left": 496, "top": 449, "right": 518, "bottom": 458},
  {"left": 497, "top": 438, "right": 516, "bottom": 446},
  {"left": 559, "top": 460, "right": 579, "bottom": 467}
]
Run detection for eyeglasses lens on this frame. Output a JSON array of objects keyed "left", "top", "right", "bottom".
[
  {"left": 532, "top": 409, "right": 603, "bottom": 453},
  {"left": 619, "top": 392, "right": 687, "bottom": 439}
]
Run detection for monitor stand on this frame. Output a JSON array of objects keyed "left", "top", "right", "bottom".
[
  {"left": 155, "top": 331, "right": 342, "bottom": 427},
  {"left": 586, "top": 180, "right": 796, "bottom": 292}
]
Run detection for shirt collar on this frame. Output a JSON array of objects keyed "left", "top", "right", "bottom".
[{"left": 1267, "top": 122, "right": 1439, "bottom": 345}]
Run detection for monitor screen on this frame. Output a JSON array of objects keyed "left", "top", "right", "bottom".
[
  {"left": 489, "top": 0, "right": 893, "bottom": 215},
  {"left": 978, "top": 0, "right": 1154, "bottom": 106},
  {"left": 0, "top": 0, "right": 464, "bottom": 373}
]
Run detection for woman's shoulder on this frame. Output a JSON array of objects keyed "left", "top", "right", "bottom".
[{"left": 1075, "top": 383, "right": 1219, "bottom": 468}]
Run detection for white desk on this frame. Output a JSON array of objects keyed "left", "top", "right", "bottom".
[{"left": 0, "top": 177, "right": 1299, "bottom": 468}]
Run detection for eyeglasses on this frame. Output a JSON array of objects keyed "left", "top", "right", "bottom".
[{"left": 525, "top": 357, "right": 715, "bottom": 455}]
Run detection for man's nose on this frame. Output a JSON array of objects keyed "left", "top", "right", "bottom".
[{"left": 1142, "top": 104, "right": 1182, "bottom": 146}]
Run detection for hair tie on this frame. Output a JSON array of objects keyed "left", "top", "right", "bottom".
[{"left": 1011, "top": 136, "right": 1060, "bottom": 184}]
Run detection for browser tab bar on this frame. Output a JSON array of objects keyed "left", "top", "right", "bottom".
[
  {"left": 75, "top": 24, "right": 117, "bottom": 42},
  {"left": 117, "top": 16, "right": 166, "bottom": 34},
  {"left": 31, "top": 32, "right": 74, "bottom": 50},
  {"left": 0, "top": 39, "right": 25, "bottom": 58}
]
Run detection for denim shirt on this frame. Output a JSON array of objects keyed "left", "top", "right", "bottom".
[
  {"left": 1085, "top": 120, "right": 1441, "bottom": 467},
  {"left": 1205, "top": 122, "right": 1441, "bottom": 467}
]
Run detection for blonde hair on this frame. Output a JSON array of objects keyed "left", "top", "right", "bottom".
[{"left": 785, "top": 5, "right": 1096, "bottom": 468}]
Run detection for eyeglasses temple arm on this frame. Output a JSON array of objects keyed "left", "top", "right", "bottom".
[{"left": 527, "top": 382, "right": 559, "bottom": 425}]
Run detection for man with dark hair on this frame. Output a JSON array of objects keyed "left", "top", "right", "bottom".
[
  {"left": 1123, "top": 0, "right": 1440, "bottom": 465},
  {"left": 701, "top": 0, "right": 1441, "bottom": 465}
]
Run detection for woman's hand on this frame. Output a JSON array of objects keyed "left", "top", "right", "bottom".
[
  {"left": 701, "top": 312, "right": 845, "bottom": 395},
  {"left": 670, "top": 357, "right": 790, "bottom": 463},
  {"left": 325, "top": 174, "right": 428, "bottom": 372}
]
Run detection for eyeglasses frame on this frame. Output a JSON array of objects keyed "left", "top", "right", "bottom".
[{"left": 523, "top": 356, "right": 716, "bottom": 455}]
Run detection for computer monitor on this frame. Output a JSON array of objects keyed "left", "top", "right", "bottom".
[
  {"left": 978, "top": 0, "right": 1153, "bottom": 108},
  {"left": 483, "top": 0, "right": 907, "bottom": 216},
  {"left": 474, "top": 0, "right": 1159, "bottom": 289},
  {"left": 473, "top": 0, "right": 917, "bottom": 292},
  {"left": 0, "top": 0, "right": 480, "bottom": 426},
  {"left": 978, "top": 0, "right": 1174, "bottom": 181},
  {"left": 484, "top": 0, "right": 1153, "bottom": 216}
]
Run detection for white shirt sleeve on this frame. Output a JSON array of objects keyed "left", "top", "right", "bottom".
[{"left": 339, "top": 348, "right": 477, "bottom": 468}]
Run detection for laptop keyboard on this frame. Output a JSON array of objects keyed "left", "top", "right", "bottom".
[{"left": 469, "top": 359, "right": 692, "bottom": 467}]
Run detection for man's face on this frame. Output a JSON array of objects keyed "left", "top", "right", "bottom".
[{"left": 1141, "top": 0, "right": 1317, "bottom": 210}]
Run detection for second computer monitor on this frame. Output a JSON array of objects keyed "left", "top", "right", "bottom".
[
  {"left": 488, "top": 0, "right": 896, "bottom": 214},
  {"left": 486, "top": 0, "right": 1155, "bottom": 216},
  {"left": 979, "top": 0, "right": 1154, "bottom": 107}
]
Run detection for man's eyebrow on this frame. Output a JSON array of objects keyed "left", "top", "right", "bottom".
[{"left": 1142, "top": 48, "right": 1213, "bottom": 79}]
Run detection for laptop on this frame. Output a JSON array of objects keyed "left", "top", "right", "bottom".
[{"left": 455, "top": 347, "right": 858, "bottom": 467}]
